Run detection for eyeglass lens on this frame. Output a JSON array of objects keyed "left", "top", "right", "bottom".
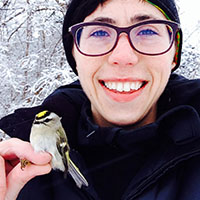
[{"left": 75, "top": 22, "right": 174, "bottom": 56}]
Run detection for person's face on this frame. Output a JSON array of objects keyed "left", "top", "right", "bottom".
[{"left": 73, "top": 0, "right": 176, "bottom": 127}]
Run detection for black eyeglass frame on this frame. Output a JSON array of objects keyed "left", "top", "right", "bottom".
[{"left": 69, "top": 19, "right": 181, "bottom": 57}]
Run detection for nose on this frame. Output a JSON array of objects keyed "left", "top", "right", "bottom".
[{"left": 108, "top": 34, "right": 139, "bottom": 67}]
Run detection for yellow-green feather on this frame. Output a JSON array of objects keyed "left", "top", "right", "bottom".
[{"left": 36, "top": 110, "right": 49, "bottom": 118}]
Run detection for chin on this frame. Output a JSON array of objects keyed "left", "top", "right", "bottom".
[
  {"left": 107, "top": 113, "right": 152, "bottom": 129},
  {"left": 108, "top": 117, "right": 139, "bottom": 127}
]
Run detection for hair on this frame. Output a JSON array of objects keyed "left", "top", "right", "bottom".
[{"left": 62, "top": 0, "right": 181, "bottom": 74}]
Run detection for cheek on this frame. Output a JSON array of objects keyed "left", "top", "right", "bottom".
[
  {"left": 74, "top": 47, "right": 96, "bottom": 73},
  {"left": 146, "top": 52, "right": 175, "bottom": 95},
  {"left": 75, "top": 52, "right": 102, "bottom": 97},
  {"left": 74, "top": 49, "right": 90, "bottom": 82},
  {"left": 76, "top": 57, "right": 99, "bottom": 83},
  {"left": 75, "top": 49, "right": 106, "bottom": 81},
  {"left": 151, "top": 48, "right": 176, "bottom": 75}
]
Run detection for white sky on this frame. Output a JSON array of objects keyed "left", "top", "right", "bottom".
[
  {"left": 179, "top": 0, "right": 200, "bottom": 27},
  {"left": 178, "top": 0, "right": 200, "bottom": 47}
]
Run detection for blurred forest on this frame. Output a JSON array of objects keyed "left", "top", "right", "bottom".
[{"left": 0, "top": 0, "right": 200, "bottom": 118}]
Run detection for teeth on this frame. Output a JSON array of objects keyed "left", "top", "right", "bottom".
[
  {"left": 124, "top": 82, "right": 130, "bottom": 92},
  {"left": 117, "top": 82, "right": 123, "bottom": 92},
  {"left": 111, "top": 82, "right": 116, "bottom": 90},
  {"left": 104, "top": 81, "right": 143, "bottom": 92}
]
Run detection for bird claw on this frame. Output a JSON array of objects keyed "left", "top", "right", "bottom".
[{"left": 20, "top": 159, "right": 30, "bottom": 170}]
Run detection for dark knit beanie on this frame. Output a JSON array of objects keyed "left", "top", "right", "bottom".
[{"left": 62, "top": 0, "right": 182, "bottom": 74}]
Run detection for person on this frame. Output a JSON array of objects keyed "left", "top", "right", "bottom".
[{"left": 0, "top": 0, "right": 200, "bottom": 199}]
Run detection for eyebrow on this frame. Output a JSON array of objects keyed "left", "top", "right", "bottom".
[
  {"left": 91, "top": 14, "right": 157, "bottom": 25},
  {"left": 91, "top": 17, "right": 116, "bottom": 24},
  {"left": 131, "top": 14, "right": 157, "bottom": 23}
]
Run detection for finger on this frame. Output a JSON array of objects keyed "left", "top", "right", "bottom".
[
  {"left": 6, "top": 162, "right": 52, "bottom": 200},
  {"left": 0, "top": 138, "right": 51, "bottom": 165},
  {"left": 5, "top": 159, "right": 19, "bottom": 175},
  {"left": 0, "top": 156, "right": 6, "bottom": 200}
]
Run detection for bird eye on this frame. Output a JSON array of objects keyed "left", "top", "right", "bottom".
[{"left": 44, "top": 118, "right": 51, "bottom": 123}]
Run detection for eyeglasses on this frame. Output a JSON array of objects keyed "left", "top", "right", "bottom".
[{"left": 69, "top": 20, "right": 180, "bottom": 57}]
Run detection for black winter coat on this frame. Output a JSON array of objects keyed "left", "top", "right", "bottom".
[{"left": 1, "top": 74, "right": 200, "bottom": 200}]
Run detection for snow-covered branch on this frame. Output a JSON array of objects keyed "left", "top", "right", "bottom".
[{"left": 0, "top": 0, "right": 199, "bottom": 118}]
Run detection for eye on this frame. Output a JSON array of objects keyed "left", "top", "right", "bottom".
[
  {"left": 90, "top": 30, "right": 109, "bottom": 37},
  {"left": 44, "top": 118, "right": 52, "bottom": 123},
  {"left": 138, "top": 29, "right": 158, "bottom": 36}
]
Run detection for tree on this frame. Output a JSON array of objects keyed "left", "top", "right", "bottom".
[
  {"left": 0, "top": 0, "right": 77, "bottom": 118},
  {"left": 0, "top": 0, "right": 199, "bottom": 118}
]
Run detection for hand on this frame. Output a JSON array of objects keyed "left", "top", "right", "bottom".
[{"left": 0, "top": 138, "right": 52, "bottom": 200}]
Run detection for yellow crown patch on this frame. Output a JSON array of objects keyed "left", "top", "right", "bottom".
[{"left": 36, "top": 110, "right": 49, "bottom": 119}]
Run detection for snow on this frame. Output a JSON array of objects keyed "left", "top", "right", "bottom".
[
  {"left": 0, "top": 0, "right": 199, "bottom": 118},
  {"left": 179, "top": 0, "right": 200, "bottom": 27},
  {"left": 175, "top": 0, "right": 200, "bottom": 79}
]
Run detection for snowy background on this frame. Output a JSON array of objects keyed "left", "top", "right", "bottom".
[{"left": 0, "top": 0, "right": 199, "bottom": 118}]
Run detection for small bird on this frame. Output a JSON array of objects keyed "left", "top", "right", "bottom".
[{"left": 20, "top": 110, "right": 88, "bottom": 188}]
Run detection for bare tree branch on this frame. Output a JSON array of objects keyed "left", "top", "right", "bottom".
[
  {"left": 1, "top": 8, "right": 25, "bottom": 25},
  {"left": 8, "top": 18, "right": 27, "bottom": 41}
]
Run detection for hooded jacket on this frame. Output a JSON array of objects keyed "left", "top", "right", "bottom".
[{"left": 1, "top": 73, "right": 200, "bottom": 200}]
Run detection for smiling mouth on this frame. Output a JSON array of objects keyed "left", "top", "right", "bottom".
[{"left": 100, "top": 80, "right": 147, "bottom": 93}]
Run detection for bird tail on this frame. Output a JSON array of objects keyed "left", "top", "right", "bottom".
[
  {"left": 65, "top": 151, "right": 88, "bottom": 188},
  {"left": 68, "top": 157, "right": 89, "bottom": 188}
]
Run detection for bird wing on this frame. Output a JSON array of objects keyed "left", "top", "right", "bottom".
[
  {"left": 56, "top": 126, "right": 88, "bottom": 188},
  {"left": 56, "top": 126, "right": 70, "bottom": 171}
]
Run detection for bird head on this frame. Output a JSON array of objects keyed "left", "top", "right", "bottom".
[{"left": 34, "top": 110, "right": 62, "bottom": 131}]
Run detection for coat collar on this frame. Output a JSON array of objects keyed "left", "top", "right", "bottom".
[
  {"left": 78, "top": 101, "right": 200, "bottom": 199},
  {"left": 123, "top": 105, "right": 200, "bottom": 199}
]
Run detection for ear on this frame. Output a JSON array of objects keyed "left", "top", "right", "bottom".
[
  {"left": 171, "top": 61, "right": 176, "bottom": 71},
  {"left": 72, "top": 44, "right": 75, "bottom": 56},
  {"left": 171, "top": 42, "right": 178, "bottom": 71}
]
